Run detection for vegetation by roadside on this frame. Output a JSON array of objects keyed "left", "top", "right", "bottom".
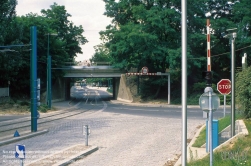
[
  {"left": 0, "top": 98, "right": 55, "bottom": 115},
  {"left": 192, "top": 114, "right": 242, "bottom": 148},
  {"left": 187, "top": 119, "right": 251, "bottom": 166}
]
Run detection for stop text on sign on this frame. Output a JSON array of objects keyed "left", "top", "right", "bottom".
[{"left": 218, "top": 85, "right": 231, "bottom": 89}]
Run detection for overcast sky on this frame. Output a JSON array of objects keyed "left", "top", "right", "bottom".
[{"left": 16, "top": 0, "right": 112, "bottom": 62}]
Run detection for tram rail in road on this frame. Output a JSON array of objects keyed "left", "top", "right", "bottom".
[{"left": 0, "top": 98, "right": 105, "bottom": 144}]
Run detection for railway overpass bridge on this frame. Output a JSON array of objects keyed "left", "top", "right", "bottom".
[
  {"left": 51, "top": 65, "right": 126, "bottom": 101},
  {"left": 63, "top": 65, "right": 125, "bottom": 78},
  {"left": 51, "top": 65, "right": 170, "bottom": 104}
]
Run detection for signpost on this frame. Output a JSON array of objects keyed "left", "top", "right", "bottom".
[
  {"left": 199, "top": 87, "right": 220, "bottom": 159},
  {"left": 217, "top": 79, "right": 231, "bottom": 117},
  {"left": 15, "top": 144, "right": 25, "bottom": 166}
]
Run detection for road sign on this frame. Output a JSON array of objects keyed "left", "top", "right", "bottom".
[
  {"left": 141, "top": 67, "right": 148, "bottom": 74},
  {"left": 15, "top": 144, "right": 25, "bottom": 159},
  {"left": 217, "top": 79, "right": 231, "bottom": 95}
]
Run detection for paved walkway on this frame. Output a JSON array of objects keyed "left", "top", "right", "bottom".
[{"left": 0, "top": 101, "right": 205, "bottom": 166}]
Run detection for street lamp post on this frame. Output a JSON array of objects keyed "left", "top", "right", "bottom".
[
  {"left": 46, "top": 33, "right": 57, "bottom": 109},
  {"left": 223, "top": 28, "right": 237, "bottom": 137}
]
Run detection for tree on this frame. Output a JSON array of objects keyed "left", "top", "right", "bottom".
[
  {"left": 0, "top": 2, "right": 88, "bottom": 97},
  {"left": 90, "top": 43, "right": 111, "bottom": 63},
  {"left": 0, "top": 0, "right": 17, "bottom": 45},
  {"left": 41, "top": 3, "right": 88, "bottom": 61},
  {"left": 0, "top": 0, "right": 17, "bottom": 89},
  {"left": 101, "top": 0, "right": 251, "bottom": 100}
]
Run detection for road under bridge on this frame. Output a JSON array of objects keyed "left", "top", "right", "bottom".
[{"left": 51, "top": 66, "right": 125, "bottom": 101}]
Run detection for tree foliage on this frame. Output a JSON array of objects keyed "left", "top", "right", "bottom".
[
  {"left": 90, "top": 43, "right": 111, "bottom": 63},
  {"left": 236, "top": 67, "right": 251, "bottom": 118},
  {"left": 0, "top": 0, "right": 17, "bottom": 44},
  {"left": 99, "top": 0, "right": 251, "bottom": 100},
  {"left": 0, "top": 3, "right": 88, "bottom": 97}
]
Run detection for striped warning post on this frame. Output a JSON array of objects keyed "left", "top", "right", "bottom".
[{"left": 207, "top": 19, "right": 211, "bottom": 71}]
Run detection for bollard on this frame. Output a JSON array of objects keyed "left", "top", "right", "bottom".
[{"left": 83, "top": 125, "right": 90, "bottom": 146}]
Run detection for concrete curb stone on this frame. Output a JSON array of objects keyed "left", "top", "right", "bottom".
[
  {"left": 0, "top": 129, "right": 49, "bottom": 146},
  {"left": 110, "top": 99, "right": 231, "bottom": 109}
]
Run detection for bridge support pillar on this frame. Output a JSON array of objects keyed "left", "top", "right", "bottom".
[
  {"left": 65, "top": 78, "right": 71, "bottom": 100},
  {"left": 113, "top": 77, "right": 120, "bottom": 100}
]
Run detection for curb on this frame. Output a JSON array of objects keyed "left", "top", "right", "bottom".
[
  {"left": 110, "top": 100, "right": 231, "bottom": 109},
  {"left": 110, "top": 100, "right": 182, "bottom": 108},
  {"left": 26, "top": 145, "right": 98, "bottom": 166},
  {"left": 0, "top": 129, "right": 48, "bottom": 146},
  {"left": 57, "top": 146, "right": 99, "bottom": 166},
  {"left": 174, "top": 124, "right": 207, "bottom": 166}
]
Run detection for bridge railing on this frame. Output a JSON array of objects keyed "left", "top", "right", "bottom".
[{"left": 63, "top": 61, "right": 112, "bottom": 67}]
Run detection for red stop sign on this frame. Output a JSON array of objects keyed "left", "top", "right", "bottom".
[{"left": 217, "top": 79, "right": 231, "bottom": 95}]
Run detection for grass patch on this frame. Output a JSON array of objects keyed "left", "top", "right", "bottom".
[
  {"left": 188, "top": 119, "right": 251, "bottom": 166},
  {"left": 38, "top": 104, "right": 49, "bottom": 113},
  {"left": 187, "top": 93, "right": 203, "bottom": 105},
  {"left": 192, "top": 115, "right": 242, "bottom": 147}
]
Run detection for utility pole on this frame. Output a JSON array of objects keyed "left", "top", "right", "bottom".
[{"left": 181, "top": 0, "right": 187, "bottom": 165}]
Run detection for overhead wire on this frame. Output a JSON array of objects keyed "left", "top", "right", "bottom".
[{"left": 189, "top": 45, "right": 251, "bottom": 60}]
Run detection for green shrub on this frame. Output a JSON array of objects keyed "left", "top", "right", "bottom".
[
  {"left": 236, "top": 67, "right": 251, "bottom": 118},
  {"left": 19, "top": 101, "right": 30, "bottom": 106},
  {"left": 38, "top": 104, "right": 49, "bottom": 113}
]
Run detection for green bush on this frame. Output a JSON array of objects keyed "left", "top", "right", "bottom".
[
  {"left": 38, "top": 104, "right": 49, "bottom": 113},
  {"left": 236, "top": 67, "right": 251, "bottom": 118},
  {"left": 19, "top": 101, "right": 30, "bottom": 106}
]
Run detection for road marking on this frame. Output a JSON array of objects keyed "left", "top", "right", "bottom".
[{"left": 100, "top": 101, "right": 107, "bottom": 111}]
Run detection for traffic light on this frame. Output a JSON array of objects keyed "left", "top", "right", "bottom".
[{"left": 202, "top": 71, "right": 212, "bottom": 87}]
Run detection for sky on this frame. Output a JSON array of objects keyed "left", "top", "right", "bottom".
[{"left": 15, "top": 0, "right": 112, "bottom": 62}]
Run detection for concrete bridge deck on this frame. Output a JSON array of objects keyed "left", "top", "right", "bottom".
[{"left": 53, "top": 66, "right": 125, "bottom": 78}]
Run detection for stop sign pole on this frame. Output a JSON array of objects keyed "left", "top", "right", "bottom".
[{"left": 217, "top": 79, "right": 231, "bottom": 117}]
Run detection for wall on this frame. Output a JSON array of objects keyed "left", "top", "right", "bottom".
[
  {"left": 51, "top": 77, "right": 66, "bottom": 102},
  {"left": 117, "top": 74, "right": 133, "bottom": 102}
]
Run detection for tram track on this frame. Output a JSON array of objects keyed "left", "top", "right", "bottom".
[{"left": 0, "top": 98, "right": 106, "bottom": 137}]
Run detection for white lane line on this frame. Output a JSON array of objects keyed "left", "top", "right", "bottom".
[{"left": 100, "top": 101, "right": 107, "bottom": 112}]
